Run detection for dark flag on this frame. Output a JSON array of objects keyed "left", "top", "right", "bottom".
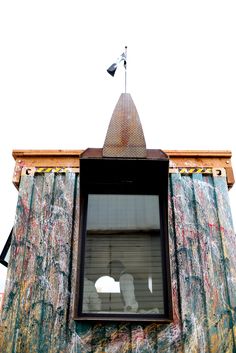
[{"left": 107, "top": 52, "right": 127, "bottom": 77}]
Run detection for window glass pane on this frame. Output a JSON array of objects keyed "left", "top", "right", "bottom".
[
  {"left": 87, "top": 195, "right": 160, "bottom": 231},
  {"left": 82, "top": 195, "right": 164, "bottom": 314}
]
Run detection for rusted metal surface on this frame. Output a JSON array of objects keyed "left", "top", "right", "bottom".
[
  {"left": 103, "top": 93, "right": 147, "bottom": 158},
  {"left": 1, "top": 170, "right": 236, "bottom": 352},
  {"left": 81, "top": 148, "right": 168, "bottom": 160}
]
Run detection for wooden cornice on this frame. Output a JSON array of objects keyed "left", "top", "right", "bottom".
[
  {"left": 12, "top": 149, "right": 234, "bottom": 189},
  {"left": 12, "top": 150, "right": 83, "bottom": 188},
  {"left": 165, "top": 150, "right": 234, "bottom": 189}
]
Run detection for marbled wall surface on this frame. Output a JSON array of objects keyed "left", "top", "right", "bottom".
[{"left": 0, "top": 172, "right": 235, "bottom": 352}]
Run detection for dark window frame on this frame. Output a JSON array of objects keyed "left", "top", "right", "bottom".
[{"left": 74, "top": 149, "right": 172, "bottom": 323}]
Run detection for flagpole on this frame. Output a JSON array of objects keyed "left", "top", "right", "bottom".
[{"left": 125, "top": 46, "right": 127, "bottom": 93}]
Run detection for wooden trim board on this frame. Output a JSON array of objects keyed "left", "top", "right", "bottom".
[{"left": 12, "top": 149, "right": 234, "bottom": 189}]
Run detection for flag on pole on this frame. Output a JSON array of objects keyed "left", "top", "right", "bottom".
[{"left": 107, "top": 52, "right": 127, "bottom": 77}]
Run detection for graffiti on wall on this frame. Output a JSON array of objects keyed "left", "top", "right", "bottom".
[{"left": 0, "top": 172, "right": 235, "bottom": 353}]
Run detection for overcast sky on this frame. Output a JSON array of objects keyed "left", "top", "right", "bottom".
[{"left": 0, "top": 1, "right": 236, "bottom": 292}]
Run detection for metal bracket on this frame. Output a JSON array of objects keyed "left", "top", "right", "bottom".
[
  {"left": 21, "top": 167, "right": 80, "bottom": 176},
  {"left": 22, "top": 166, "right": 225, "bottom": 177},
  {"left": 169, "top": 167, "right": 226, "bottom": 177},
  {"left": 212, "top": 168, "right": 226, "bottom": 177}
]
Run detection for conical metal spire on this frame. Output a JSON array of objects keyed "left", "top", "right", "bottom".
[{"left": 103, "top": 93, "right": 147, "bottom": 158}]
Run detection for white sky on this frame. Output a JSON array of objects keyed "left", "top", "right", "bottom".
[{"left": 0, "top": 1, "right": 236, "bottom": 292}]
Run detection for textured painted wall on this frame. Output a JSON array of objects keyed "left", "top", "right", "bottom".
[{"left": 0, "top": 172, "right": 235, "bottom": 352}]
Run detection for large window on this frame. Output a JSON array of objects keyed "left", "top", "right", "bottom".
[
  {"left": 75, "top": 151, "right": 172, "bottom": 322},
  {"left": 84, "top": 194, "right": 163, "bottom": 314}
]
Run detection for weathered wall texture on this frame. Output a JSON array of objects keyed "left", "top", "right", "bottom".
[{"left": 0, "top": 172, "right": 236, "bottom": 353}]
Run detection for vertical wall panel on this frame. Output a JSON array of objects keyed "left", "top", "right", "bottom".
[
  {"left": 1, "top": 173, "right": 78, "bottom": 353},
  {"left": 17, "top": 174, "right": 45, "bottom": 353},
  {"left": 212, "top": 176, "right": 236, "bottom": 351},
  {"left": 0, "top": 171, "right": 235, "bottom": 353},
  {"left": 170, "top": 173, "right": 210, "bottom": 352},
  {"left": 193, "top": 174, "right": 233, "bottom": 352}
]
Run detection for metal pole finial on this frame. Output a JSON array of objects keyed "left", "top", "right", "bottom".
[{"left": 125, "top": 46, "right": 127, "bottom": 93}]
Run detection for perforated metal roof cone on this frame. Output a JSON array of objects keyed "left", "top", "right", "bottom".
[{"left": 103, "top": 93, "right": 147, "bottom": 158}]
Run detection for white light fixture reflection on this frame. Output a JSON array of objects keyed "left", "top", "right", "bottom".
[
  {"left": 148, "top": 275, "right": 153, "bottom": 293},
  {"left": 95, "top": 276, "right": 120, "bottom": 293}
]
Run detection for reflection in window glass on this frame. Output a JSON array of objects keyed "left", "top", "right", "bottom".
[{"left": 82, "top": 194, "right": 164, "bottom": 314}]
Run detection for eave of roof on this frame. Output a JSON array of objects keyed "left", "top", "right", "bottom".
[{"left": 12, "top": 149, "right": 234, "bottom": 189}]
